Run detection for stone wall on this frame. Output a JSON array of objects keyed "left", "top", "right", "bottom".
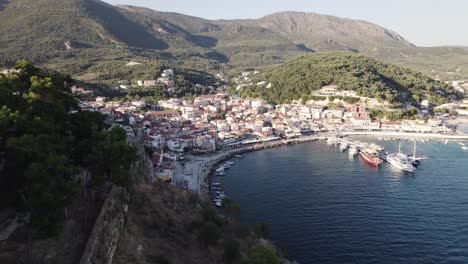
[
  {"left": 79, "top": 133, "right": 153, "bottom": 264},
  {"left": 79, "top": 186, "right": 129, "bottom": 264}
]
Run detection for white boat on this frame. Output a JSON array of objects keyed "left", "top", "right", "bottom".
[
  {"left": 370, "top": 143, "right": 384, "bottom": 151},
  {"left": 217, "top": 172, "right": 227, "bottom": 176},
  {"left": 234, "top": 155, "right": 243, "bottom": 158},
  {"left": 327, "top": 137, "right": 339, "bottom": 145},
  {"left": 462, "top": 146, "right": 468, "bottom": 150},
  {"left": 223, "top": 163, "right": 231, "bottom": 169},
  {"left": 215, "top": 201, "right": 222, "bottom": 207},
  {"left": 339, "top": 144, "right": 349, "bottom": 152},
  {"left": 226, "top": 161, "right": 235, "bottom": 165},
  {"left": 212, "top": 182, "right": 221, "bottom": 186},
  {"left": 348, "top": 147, "right": 359, "bottom": 156},
  {"left": 215, "top": 167, "right": 224, "bottom": 173},
  {"left": 386, "top": 143, "right": 416, "bottom": 172}
]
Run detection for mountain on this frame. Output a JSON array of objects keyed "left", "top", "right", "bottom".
[
  {"left": 242, "top": 11, "right": 415, "bottom": 53},
  {"left": 243, "top": 52, "right": 461, "bottom": 105},
  {"left": 1, "top": 0, "right": 468, "bottom": 82}
]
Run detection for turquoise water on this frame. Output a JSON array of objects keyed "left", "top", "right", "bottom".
[{"left": 214, "top": 137, "right": 468, "bottom": 263}]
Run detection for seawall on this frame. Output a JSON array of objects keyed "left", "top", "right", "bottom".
[{"left": 198, "top": 136, "right": 323, "bottom": 199}]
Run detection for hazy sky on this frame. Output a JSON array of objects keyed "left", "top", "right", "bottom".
[{"left": 103, "top": 0, "right": 468, "bottom": 47}]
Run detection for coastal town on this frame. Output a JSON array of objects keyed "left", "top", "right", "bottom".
[{"left": 75, "top": 69, "right": 468, "bottom": 200}]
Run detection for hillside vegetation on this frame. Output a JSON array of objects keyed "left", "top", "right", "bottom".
[
  {"left": 115, "top": 184, "right": 282, "bottom": 264},
  {"left": 242, "top": 52, "right": 462, "bottom": 105},
  {"left": 0, "top": 61, "right": 137, "bottom": 240},
  {"left": 2, "top": 0, "right": 468, "bottom": 82}
]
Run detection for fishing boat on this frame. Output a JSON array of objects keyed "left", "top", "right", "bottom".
[
  {"left": 215, "top": 167, "right": 224, "bottom": 173},
  {"left": 348, "top": 147, "right": 359, "bottom": 156},
  {"left": 386, "top": 142, "right": 416, "bottom": 172},
  {"left": 234, "top": 155, "right": 243, "bottom": 158},
  {"left": 360, "top": 148, "right": 382, "bottom": 166}
]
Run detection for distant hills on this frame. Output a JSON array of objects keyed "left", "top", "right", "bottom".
[
  {"left": 243, "top": 52, "right": 462, "bottom": 105},
  {"left": 1, "top": 0, "right": 468, "bottom": 82}
]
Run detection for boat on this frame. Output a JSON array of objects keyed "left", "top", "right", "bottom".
[
  {"left": 327, "top": 137, "right": 338, "bottom": 145},
  {"left": 462, "top": 146, "right": 468, "bottom": 150},
  {"left": 212, "top": 182, "right": 221, "bottom": 186},
  {"left": 215, "top": 167, "right": 224, "bottom": 173},
  {"left": 348, "top": 147, "right": 359, "bottom": 156},
  {"left": 369, "top": 143, "right": 384, "bottom": 151},
  {"left": 339, "top": 143, "right": 349, "bottom": 152},
  {"left": 225, "top": 161, "right": 235, "bottom": 165},
  {"left": 215, "top": 201, "right": 222, "bottom": 207},
  {"left": 223, "top": 163, "right": 231, "bottom": 169},
  {"left": 234, "top": 155, "right": 243, "bottom": 158},
  {"left": 217, "top": 172, "right": 227, "bottom": 176},
  {"left": 386, "top": 143, "right": 416, "bottom": 172},
  {"left": 360, "top": 148, "right": 382, "bottom": 166}
]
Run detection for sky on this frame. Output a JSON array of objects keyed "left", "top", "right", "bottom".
[{"left": 103, "top": 0, "right": 468, "bottom": 47}]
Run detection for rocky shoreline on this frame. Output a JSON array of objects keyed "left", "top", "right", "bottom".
[{"left": 197, "top": 136, "right": 324, "bottom": 199}]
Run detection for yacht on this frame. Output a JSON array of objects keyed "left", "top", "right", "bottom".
[{"left": 386, "top": 143, "right": 416, "bottom": 172}]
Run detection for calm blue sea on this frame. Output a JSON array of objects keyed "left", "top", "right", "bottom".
[{"left": 214, "top": 134, "right": 468, "bottom": 264}]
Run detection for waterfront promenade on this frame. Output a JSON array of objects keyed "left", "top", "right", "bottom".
[{"left": 340, "top": 131, "right": 468, "bottom": 139}]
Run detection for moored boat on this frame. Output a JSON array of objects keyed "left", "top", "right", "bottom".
[
  {"left": 387, "top": 153, "right": 416, "bottom": 172},
  {"left": 234, "top": 155, "right": 243, "bottom": 158},
  {"left": 339, "top": 144, "right": 349, "bottom": 152},
  {"left": 360, "top": 148, "right": 382, "bottom": 166},
  {"left": 348, "top": 147, "right": 359, "bottom": 156}
]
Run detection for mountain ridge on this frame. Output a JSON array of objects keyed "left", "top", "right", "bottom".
[{"left": 1, "top": 0, "right": 468, "bottom": 81}]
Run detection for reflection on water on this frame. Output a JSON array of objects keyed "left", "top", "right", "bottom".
[{"left": 215, "top": 139, "right": 468, "bottom": 264}]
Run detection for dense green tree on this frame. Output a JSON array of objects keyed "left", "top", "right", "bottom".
[
  {"left": 243, "top": 52, "right": 462, "bottom": 105},
  {"left": 248, "top": 244, "right": 281, "bottom": 264},
  {"left": 0, "top": 61, "right": 137, "bottom": 236}
]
